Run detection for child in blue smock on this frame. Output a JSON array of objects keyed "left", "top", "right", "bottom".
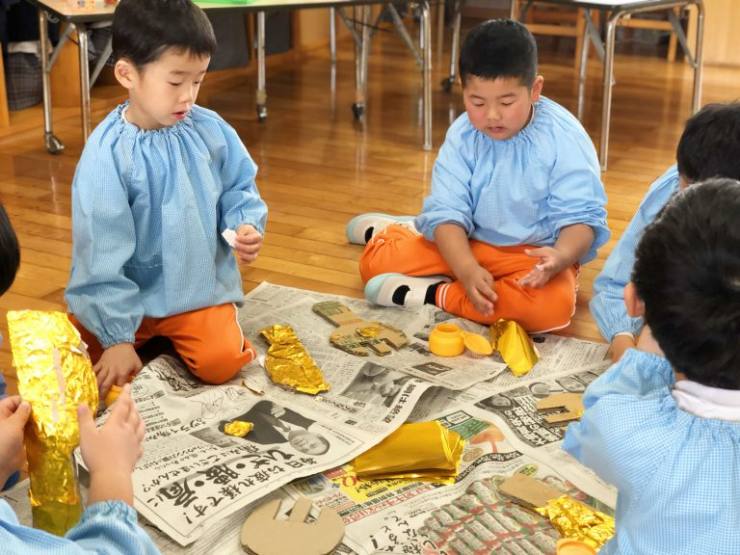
[
  {"left": 591, "top": 103, "right": 740, "bottom": 361},
  {"left": 564, "top": 178, "right": 740, "bottom": 555},
  {"left": 65, "top": 0, "right": 268, "bottom": 398},
  {"left": 347, "top": 20, "right": 608, "bottom": 332}
]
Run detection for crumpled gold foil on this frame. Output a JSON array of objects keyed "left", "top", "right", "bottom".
[
  {"left": 223, "top": 420, "right": 254, "bottom": 438},
  {"left": 354, "top": 421, "right": 464, "bottom": 482},
  {"left": 260, "top": 324, "right": 330, "bottom": 395},
  {"left": 535, "top": 495, "right": 615, "bottom": 551},
  {"left": 7, "top": 311, "right": 98, "bottom": 536},
  {"left": 490, "top": 319, "right": 539, "bottom": 377}
]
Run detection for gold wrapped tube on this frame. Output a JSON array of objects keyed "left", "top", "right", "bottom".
[
  {"left": 490, "top": 319, "right": 539, "bottom": 377},
  {"left": 7, "top": 311, "right": 99, "bottom": 535}
]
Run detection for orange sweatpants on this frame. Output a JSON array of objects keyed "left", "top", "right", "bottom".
[
  {"left": 359, "top": 225, "right": 578, "bottom": 332},
  {"left": 70, "top": 303, "right": 256, "bottom": 384}
]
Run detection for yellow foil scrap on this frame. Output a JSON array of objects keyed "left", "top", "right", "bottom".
[
  {"left": 7, "top": 311, "right": 99, "bottom": 536},
  {"left": 223, "top": 420, "right": 254, "bottom": 438},
  {"left": 354, "top": 421, "right": 464, "bottom": 481},
  {"left": 490, "top": 319, "right": 539, "bottom": 377},
  {"left": 260, "top": 324, "right": 330, "bottom": 395},
  {"left": 535, "top": 495, "right": 615, "bottom": 551}
]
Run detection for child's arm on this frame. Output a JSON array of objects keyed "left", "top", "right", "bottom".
[
  {"left": 65, "top": 146, "right": 145, "bottom": 395},
  {"left": 434, "top": 223, "right": 497, "bottom": 316},
  {"left": 216, "top": 123, "right": 268, "bottom": 264},
  {"left": 590, "top": 167, "right": 680, "bottom": 360},
  {"left": 562, "top": 349, "right": 675, "bottom": 492}
]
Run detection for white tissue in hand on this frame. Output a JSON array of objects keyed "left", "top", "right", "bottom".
[{"left": 222, "top": 229, "right": 237, "bottom": 248}]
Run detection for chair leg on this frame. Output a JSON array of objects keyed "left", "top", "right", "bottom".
[{"left": 574, "top": 8, "right": 585, "bottom": 71}]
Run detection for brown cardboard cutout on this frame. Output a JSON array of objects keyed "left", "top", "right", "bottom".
[
  {"left": 498, "top": 473, "right": 564, "bottom": 509},
  {"left": 536, "top": 393, "right": 584, "bottom": 424},
  {"left": 241, "top": 497, "right": 345, "bottom": 555},
  {"left": 313, "top": 301, "right": 408, "bottom": 356}
]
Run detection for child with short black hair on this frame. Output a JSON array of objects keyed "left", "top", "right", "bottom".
[
  {"left": 564, "top": 178, "right": 740, "bottom": 554},
  {"left": 347, "top": 19, "right": 608, "bottom": 332},
  {"left": 65, "top": 0, "right": 267, "bottom": 397},
  {"left": 592, "top": 102, "right": 740, "bottom": 361}
]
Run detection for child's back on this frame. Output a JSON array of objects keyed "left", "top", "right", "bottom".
[{"left": 565, "top": 178, "right": 740, "bottom": 554}]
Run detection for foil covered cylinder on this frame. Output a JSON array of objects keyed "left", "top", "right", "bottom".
[
  {"left": 490, "top": 319, "right": 539, "bottom": 377},
  {"left": 260, "top": 324, "right": 330, "bottom": 395},
  {"left": 353, "top": 421, "right": 464, "bottom": 481},
  {"left": 7, "top": 311, "right": 99, "bottom": 536}
]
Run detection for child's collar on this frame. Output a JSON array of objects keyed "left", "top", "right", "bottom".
[{"left": 672, "top": 379, "right": 740, "bottom": 421}]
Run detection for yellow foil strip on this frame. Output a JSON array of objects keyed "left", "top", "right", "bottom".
[
  {"left": 223, "top": 420, "right": 254, "bottom": 438},
  {"left": 535, "top": 495, "right": 615, "bottom": 551},
  {"left": 354, "top": 421, "right": 464, "bottom": 482},
  {"left": 490, "top": 319, "right": 539, "bottom": 377},
  {"left": 260, "top": 324, "right": 330, "bottom": 395},
  {"left": 7, "top": 311, "right": 98, "bottom": 536}
]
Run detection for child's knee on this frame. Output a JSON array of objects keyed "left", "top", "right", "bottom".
[
  {"left": 188, "top": 341, "right": 256, "bottom": 384},
  {"left": 528, "top": 286, "right": 576, "bottom": 332}
]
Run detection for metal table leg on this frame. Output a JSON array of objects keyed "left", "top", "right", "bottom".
[
  {"left": 352, "top": 5, "right": 371, "bottom": 120},
  {"left": 421, "top": 0, "right": 432, "bottom": 150},
  {"left": 77, "top": 23, "right": 92, "bottom": 141},
  {"left": 691, "top": 0, "right": 705, "bottom": 113},
  {"left": 599, "top": 10, "right": 622, "bottom": 171},
  {"left": 576, "top": 8, "right": 594, "bottom": 121},
  {"left": 441, "top": 0, "right": 462, "bottom": 92},
  {"left": 39, "top": 9, "right": 63, "bottom": 154},
  {"left": 329, "top": 7, "right": 337, "bottom": 64},
  {"left": 256, "top": 12, "right": 267, "bottom": 121}
]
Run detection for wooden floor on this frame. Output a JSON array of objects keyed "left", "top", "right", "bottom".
[{"left": 2, "top": 21, "right": 740, "bottom": 395}]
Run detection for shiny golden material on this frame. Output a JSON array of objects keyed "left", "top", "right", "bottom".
[
  {"left": 536, "top": 495, "right": 615, "bottom": 551},
  {"left": 7, "top": 310, "right": 98, "bottom": 536},
  {"left": 490, "top": 319, "right": 539, "bottom": 377},
  {"left": 260, "top": 324, "right": 330, "bottom": 395},
  {"left": 224, "top": 420, "right": 254, "bottom": 438}
]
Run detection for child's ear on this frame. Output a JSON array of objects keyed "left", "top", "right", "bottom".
[
  {"left": 530, "top": 75, "right": 544, "bottom": 103},
  {"left": 114, "top": 59, "right": 137, "bottom": 90},
  {"left": 624, "top": 282, "right": 645, "bottom": 318}
]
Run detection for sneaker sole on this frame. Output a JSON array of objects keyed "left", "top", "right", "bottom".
[{"left": 345, "top": 213, "right": 416, "bottom": 245}]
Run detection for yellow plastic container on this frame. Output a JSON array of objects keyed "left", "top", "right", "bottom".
[
  {"left": 429, "top": 323, "right": 493, "bottom": 357},
  {"left": 556, "top": 539, "right": 597, "bottom": 555}
]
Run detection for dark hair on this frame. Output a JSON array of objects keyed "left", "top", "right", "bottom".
[
  {"left": 113, "top": 0, "right": 216, "bottom": 67},
  {"left": 676, "top": 103, "right": 740, "bottom": 182},
  {"left": 459, "top": 19, "right": 537, "bottom": 87},
  {"left": 0, "top": 204, "right": 20, "bottom": 296},
  {"left": 632, "top": 178, "right": 740, "bottom": 388}
]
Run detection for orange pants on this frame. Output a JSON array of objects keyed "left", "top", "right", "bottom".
[
  {"left": 70, "top": 303, "right": 256, "bottom": 384},
  {"left": 359, "top": 225, "right": 578, "bottom": 332}
]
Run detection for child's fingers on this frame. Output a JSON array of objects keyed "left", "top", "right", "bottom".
[
  {"left": 236, "top": 233, "right": 262, "bottom": 245},
  {"left": 77, "top": 403, "right": 96, "bottom": 440},
  {"left": 136, "top": 418, "right": 146, "bottom": 444},
  {"left": 9, "top": 401, "right": 31, "bottom": 427},
  {"left": 0, "top": 395, "right": 21, "bottom": 416}
]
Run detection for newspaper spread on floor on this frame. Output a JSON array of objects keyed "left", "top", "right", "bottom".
[{"left": 1, "top": 282, "right": 612, "bottom": 551}]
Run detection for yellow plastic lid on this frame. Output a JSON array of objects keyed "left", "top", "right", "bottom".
[
  {"left": 556, "top": 539, "right": 597, "bottom": 555},
  {"left": 463, "top": 332, "right": 493, "bottom": 356}
]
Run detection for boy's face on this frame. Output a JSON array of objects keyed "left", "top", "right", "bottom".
[
  {"left": 289, "top": 430, "right": 328, "bottom": 456},
  {"left": 463, "top": 75, "right": 544, "bottom": 141},
  {"left": 115, "top": 48, "right": 210, "bottom": 130}
]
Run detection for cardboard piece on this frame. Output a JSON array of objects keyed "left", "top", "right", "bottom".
[
  {"left": 498, "top": 473, "right": 563, "bottom": 509},
  {"left": 240, "top": 497, "right": 345, "bottom": 555},
  {"left": 536, "top": 393, "right": 584, "bottom": 424},
  {"left": 313, "top": 301, "right": 408, "bottom": 356}
]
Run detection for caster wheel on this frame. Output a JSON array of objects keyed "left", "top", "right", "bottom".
[
  {"left": 256, "top": 105, "right": 267, "bottom": 122},
  {"left": 45, "top": 133, "right": 64, "bottom": 155},
  {"left": 352, "top": 103, "right": 365, "bottom": 119}
]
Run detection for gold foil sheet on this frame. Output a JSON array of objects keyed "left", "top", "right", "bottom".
[
  {"left": 535, "top": 495, "right": 615, "bottom": 551},
  {"left": 7, "top": 311, "right": 99, "bottom": 536},
  {"left": 490, "top": 319, "right": 539, "bottom": 377},
  {"left": 260, "top": 324, "right": 330, "bottom": 395},
  {"left": 354, "top": 421, "right": 464, "bottom": 482},
  {"left": 224, "top": 420, "right": 254, "bottom": 438}
]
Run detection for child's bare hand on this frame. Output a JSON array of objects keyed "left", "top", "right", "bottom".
[
  {"left": 94, "top": 343, "right": 141, "bottom": 399},
  {"left": 0, "top": 397, "right": 31, "bottom": 485},
  {"left": 459, "top": 263, "right": 497, "bottom": 316},
  {"left": 519, "top": 247, "right": 570, "bottom": 288},
  {"left": 235, "top": 224, "right": 263, "bottom": 264},
  {"left": 78, "top": 384, "right": 144, "bottom": 505}
]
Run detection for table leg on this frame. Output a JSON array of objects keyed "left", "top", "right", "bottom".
[
  {"left": 599, "top": 11, "right": 621, "bottom": 171},
  {"left": 39, "top": 9, "right": 63, "bottom": 154},
  {"left": 255, "top": 12, "right": 267, "bottom": 121},
  {"left": 421, "top": 0, "right": 432, "bottom": 151},
  {"left": 352, "top": 5, "right": 370, "bottom": 120},
  {"left": 691, "top": 0, "right": 705, "bottom": 113},
  {"left": 77, "top": 24, "right": 92, "bottom": 142},
  {"left": 329, "top": 7, "right": 337, "bottom": 64},
  {"left": 442, "top": 0, "right": 462, "bottom": 92},
  {"left": 576, "top": 9, "right": 592, "bottom": 121}
]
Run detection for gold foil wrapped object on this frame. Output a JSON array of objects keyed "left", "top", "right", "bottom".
[
  {"left": 535, "top": 495, "right": 615, "bottom": 551},
  {"left": 7, "top": 311, "right": 99, "bottom": 536},
  {"left": 353, "top": 421, "right": 464, "bottom": 481},
  {"left": 223, "top": 420, "right": 254, "bottom": 438},
  {"left": 490, "top": 319, "right": 539, "bottom": 377},
  {"left": 260, "top": 324, "right": 330, "bottom": 395}
]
